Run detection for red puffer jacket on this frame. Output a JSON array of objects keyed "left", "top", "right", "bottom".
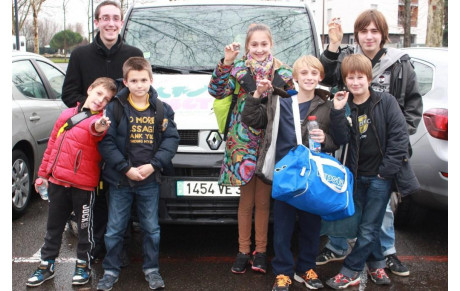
[{"left": 38, "top": 104, "right": 105, "bottom": 191}]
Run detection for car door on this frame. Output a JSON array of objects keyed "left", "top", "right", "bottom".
[{"left": 12, "top": 58, "right": 66, "bottom": 158}]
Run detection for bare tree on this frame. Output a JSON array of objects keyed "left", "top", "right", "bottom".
[
  {"left": 426, "top": 0, "right": 445, "bottom": 47},
  {"left": 12, "top": 0, "right": 31, "bottom": 35},
  {"left": 39, "top": 18, "right": 59, "bottom": 46},
  {"left": 30, "top": 0, "right": 47, "bottom": 53}
]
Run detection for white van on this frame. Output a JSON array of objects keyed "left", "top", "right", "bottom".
[{"left": 121, "top": 0, "right": 321, "bottom": 223}]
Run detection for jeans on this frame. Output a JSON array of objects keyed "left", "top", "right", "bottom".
[
  {"left": 340, "top": 175, "right": 392, "bottom": 277},
  {"left": 272, "top": 200, "right": 321, "bottom": 277},
  {"left": 102, "top": 182, "right": 160, "bottom": 277},
  {"left": 326, "top": 200, "right": 396, "bottom": 256}
]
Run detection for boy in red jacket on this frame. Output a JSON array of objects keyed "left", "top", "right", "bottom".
[{"left": 26, "top": 77, "right": 117, "bottom": 288}]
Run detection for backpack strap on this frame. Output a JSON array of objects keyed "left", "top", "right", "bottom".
[
  {"left": 57, "top": 110, "right": 95, "bottom": 138},
  {"left": 370, "top": 48, "right": 387, "bottom": 68}
]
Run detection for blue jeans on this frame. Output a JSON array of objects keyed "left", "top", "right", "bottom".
[
  {"left": 326, "top": 200, "right": 396, "bottom": 256},
  {"left": 340, "top": 175, "right": 392, "bottom": 277},
  {"left": 272, "top": 200, "right": 321, "bottom": 277},
  {"left": 102, "top": 182, "right": 160, "bottom": 277}
]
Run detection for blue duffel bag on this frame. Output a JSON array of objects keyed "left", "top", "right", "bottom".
[{"left": 272, "top": 144, "right": 354, "bottom": 220}]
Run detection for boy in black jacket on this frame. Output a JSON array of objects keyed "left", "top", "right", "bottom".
[
  {"left": 96, "top": 57, "right": 179, "bottom": 291},
  {"left": 326, "top": 54, "right": 412, "bottom": 289}
]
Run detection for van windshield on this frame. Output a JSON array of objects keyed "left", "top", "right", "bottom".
[{"left": 123, "top": 4, "right": 317, "bottom": 73}]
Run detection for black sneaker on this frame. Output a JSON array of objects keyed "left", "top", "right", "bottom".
[
  {"left": 368, "top": 268, "right": 391, "bottom": 285},
  {"left": 26, "top": 260, "right": 55, "bottom": 287},
  {"left": 316, "top": 248, "right": 346, "bottom": 265},
  {"left": 72, "top": 259, "right": 91, "bottom": 285},
  {"left": 251, "top": 251, "right": 267, "bottom": 273},
  {"left": 231, "top": 252, "right": 250, "bottom": 274},
  {"left": 385, "top": 254, "right": 410, "bottom": 276},
  {"left": 294, "top": 269, "right": 324, "bottom": 289}
]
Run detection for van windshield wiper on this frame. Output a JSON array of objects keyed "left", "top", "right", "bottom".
[
  {"left": 151, "top": 65, "right": 188, "bottom": 74},
  {"left": 188, "top": 68, "right": 214, "bottom": 74},
  {"left": 151, "top": 65, "right": 214, "bottom": 74}
]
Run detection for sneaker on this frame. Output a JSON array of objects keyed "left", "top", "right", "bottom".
[
  {"left": 26, "top": 260, "right": 55, "bottom": 287},
  {"left": 251, "top": 251, "right": 267, "bottom": 273},
  {"left": 325, "top": 272, "right": 360, "bottom": 289},
  {"left": 231, "top": 252, "right": 250, "bottom": 274},
  {"left": 97, "top": 273, "right": 119, "bottom": 291},
  {"left": 368, "top": 268, "right": 391, "bottom": 285},
  {"left": 385, "top": 254, "right": 410, "bottom": 276},
  {"left": 72, "top": 259, "right": 91, "bottom": 285},
  {"left": 272, "top": 274, "right": 292, "bottom": 291},
  {"left": 145, "top": 271, "right": 165, "bottom": 290},
  {"left": 316, "top": 248, "right": 346, "bottom": 265},
  {"left": 294, "top": 269, "right": 324, "bottom": 289}
]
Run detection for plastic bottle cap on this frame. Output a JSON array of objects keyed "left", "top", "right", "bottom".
[
  {"left": 36, "top": 178, "right": 43, "bottom": 185},
  {"left": 308, "top": 116, "right": 317, "bottom": 121}
]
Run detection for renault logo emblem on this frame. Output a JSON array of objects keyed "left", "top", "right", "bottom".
[{"left": 207, "top": 130, "right": 223, "bottom": 150}]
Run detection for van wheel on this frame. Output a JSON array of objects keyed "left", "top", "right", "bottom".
[{"left": 12, "top": 150, "right": 32, "bottom": 219}]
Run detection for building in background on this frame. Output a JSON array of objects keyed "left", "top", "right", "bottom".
[{"left": 304, "top": 0, "right": 428, "bottom": 48}]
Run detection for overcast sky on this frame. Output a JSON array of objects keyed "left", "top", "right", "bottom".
[{"left": 42, "top": 0, "right": 92, "bottom": 36}]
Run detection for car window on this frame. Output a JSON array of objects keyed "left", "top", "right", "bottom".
[
  {"left": 12, "top": 60, "right": 48, "bottom": 99},
  {"left": 124, "top": 5, "right": 316, "bottom": 70},
  {"left": 36, "top": 61, "right": 65, "bottom": 99},
  {"left": 412, "top": 60, "right": 434, "bottom": 96}
]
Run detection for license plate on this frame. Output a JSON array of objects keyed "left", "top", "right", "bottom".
[{"left": 177, "top": 181, "right": 240, "bottom": 196}]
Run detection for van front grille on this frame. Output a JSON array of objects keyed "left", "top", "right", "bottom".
[{"left": 179, "top": 130, "right": 198, "bottom": 146}]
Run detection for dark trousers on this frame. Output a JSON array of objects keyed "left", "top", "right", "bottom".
[
  {"left": 271, "top": 200, "right": 322, "bottom": 277},
  {"left": 41, "top": 182, "right": 95, "bottom": 263}
]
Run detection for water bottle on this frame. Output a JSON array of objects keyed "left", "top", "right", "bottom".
[
  {"left": 36, "top": 178, "right": 48, "bottom": 200},
  {"left": 307, "top": 116, "right": 321, "bottom": 153}
]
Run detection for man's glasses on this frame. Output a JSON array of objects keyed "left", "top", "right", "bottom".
[{"left": 98, "top": 15, "right": 121, "bottom": 23}]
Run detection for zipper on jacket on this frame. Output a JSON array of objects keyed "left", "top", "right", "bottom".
[{"left": 74, "top": 150, "right": 82, "bottom": 173}]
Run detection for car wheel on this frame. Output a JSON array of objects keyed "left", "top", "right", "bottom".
[{"left": 12, "top": 149, "right": 32, "bottom": 219}]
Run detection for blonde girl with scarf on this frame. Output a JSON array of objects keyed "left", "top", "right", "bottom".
[{"left": 208, "top": 23, "right": 295, "bottom": 274}]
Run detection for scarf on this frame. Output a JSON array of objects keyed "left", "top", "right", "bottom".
[{"left": 246, "top": 53, "right": 274, "bottom": 98}]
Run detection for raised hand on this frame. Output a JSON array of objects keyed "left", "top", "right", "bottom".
[
  {"left": 223, "top": 42, "right": 241, "bottom": 65},
  {"left": 328, "top": 17, "right": 343, "bottom": 44},
  {"left": 253, "top": 79, "right": 273, "bottom": 98},
  {"left": 333, "top": 90, "right": 349, "bottom": 110},
  {"left": 95, "top": 116, "right": 111, "bottom": 133}
]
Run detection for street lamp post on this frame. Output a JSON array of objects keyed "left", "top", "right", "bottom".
[{"left": 91, "top": 0, "right": 94, "bottom": 42}]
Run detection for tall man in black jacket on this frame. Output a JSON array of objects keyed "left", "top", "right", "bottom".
[{"left": 62, "top": 0, "right": 143, "bottom": 263}]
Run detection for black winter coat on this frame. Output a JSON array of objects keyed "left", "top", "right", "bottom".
[
  {"left": 62, "top": 33, "right": 143, "bottom": 108},
  {"left": 329, "top": 89, "right": 419, "bottom": 196}
]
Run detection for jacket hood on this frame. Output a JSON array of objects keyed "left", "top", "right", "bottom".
[
  {"left": 114, "top": 86, "right": 159, "bottom": 107},
  {"left": 315, "top": 88, "right": 331, "bottom": 101},
  {"left": 354, "top": 45, "right": 407, "bottom": 82}
]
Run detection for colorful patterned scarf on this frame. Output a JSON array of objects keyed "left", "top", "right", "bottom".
[{"left": 246, "top": 53, "right": 274, "bottom": 98}]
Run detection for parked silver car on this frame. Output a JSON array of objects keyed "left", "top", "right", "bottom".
[
  {"left": 12, "top": 51, "right": 67, "bottom": 218},
  {"left": 395, "top": 47, "right": 448, "bottom": 223}
]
